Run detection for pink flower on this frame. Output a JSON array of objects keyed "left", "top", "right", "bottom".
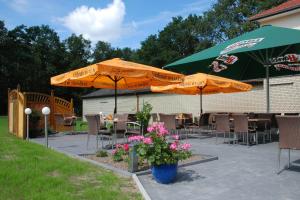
[
  {"left": 116, "top": 144, "right": 122, "bottom": 149},
  {"left": 143, "top": 137, "right": 153, "bottom": 145},
  {"left": 157, "top": 126, "right": 169, "bottom": 137},
  {"left": 181, "top": 143, "right": 192, "bottom": 151},
  {"left": 128, "top": 135, "right": 144, "bottom": 142},
  {"left": 123, "top": 143, "right": 129, "bottom": 151},
  {"left": 112, "top": 149, "right": 117, "bottom": 155},
  {"left": 170, "top": 142, "right": 178, "bottom": 151},
  {"left": 147, "top": 126, "right": 155, "bottom": 132},
  {"left": 172, "top": 135, "right": 179, "bottom": 140}
]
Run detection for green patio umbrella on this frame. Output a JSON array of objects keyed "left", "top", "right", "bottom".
[{"left": 165, "top": 25, "right": 300, "bottom": 112}]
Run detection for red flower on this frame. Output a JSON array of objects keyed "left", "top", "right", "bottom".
[{"left": 123, "top": 143, "right": 129, "bottom": 151}]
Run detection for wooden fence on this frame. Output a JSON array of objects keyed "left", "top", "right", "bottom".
[{"left": 8, "top": 86, "right": 74, "bottom": 139}]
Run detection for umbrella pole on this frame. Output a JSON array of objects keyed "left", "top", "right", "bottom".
[
  {"left": 113, "top": 79, "right": 117, "bottom": 149},
  {"left": 265, "top": 65, "right": 270, "bottom": 113},
  {"left": 200, "top": 88, "right": 203, "bottom": 115},
  {"left": 114, "top": 79, "right": 117, "bottom": 114}
]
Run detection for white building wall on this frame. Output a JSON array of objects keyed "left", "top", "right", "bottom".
[
  {"left": 83, "top": 76, "right": 300, "bottom": 119},
  {"left": 258, "top": 10, "right": 300, "bottom": 30}
]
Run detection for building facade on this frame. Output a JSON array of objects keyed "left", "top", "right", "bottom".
[{"left": 83, "top": 75, "right": 300, "bottom": 117}]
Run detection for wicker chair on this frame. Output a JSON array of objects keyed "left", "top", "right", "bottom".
[
  {"left": 54, "top": 113, "right": 76, "bottom": 132},
  {"left": 124, "top": 121, "right": 142, "bottom": 142},
  {"left": 159, "top": 113, "right": 181, "bottom": 137},
  {"left": 85, "top": 114, "right": 111, "bottom": 149},
  {"left": 151, "top": 113, "right": 159, "bottom": 123},
  {"left": 232, "top": 114, "right": 257, "bottom": 145},
  {"left": 276, "top": 116, "right": 300, "bottom": 172},
  {"left": 208, "top": 113, "right": 216, "bottom": 130},
  {"left": 214, "top": 114, "right": 230, "bottom": 144},
  {"left": 256, "top": 113, "right": 273, "bottom": 143},
  {"left": 114, "top": 113, "right": 129, "bottom": 132}
]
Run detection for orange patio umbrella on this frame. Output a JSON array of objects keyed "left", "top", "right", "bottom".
[
  {"left": 151, "top": 73, "right": 252, "bottom": 114},
  {"left": 51, "top": 58, "right": 183, "bottom": 114}
]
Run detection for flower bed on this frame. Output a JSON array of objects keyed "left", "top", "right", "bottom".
[{"left": 84, "top": 153, "right": 204, "bottom": 172}]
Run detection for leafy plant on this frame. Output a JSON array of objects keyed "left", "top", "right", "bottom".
[
  {"left": 136, "top": 102, "right": 153, "bottom": 133},
  {"left": 112, "top": 144, "right": 129, "bottom": 162},
  {"left": 130, "top": 123, "right": 192, "bottom": 166},
  {"left": 106, "top": 121, "right": 113, "bottom": 133},
  {"left": 29, "top": 109, "right": 42, "bottom": 137},
  {"left": 96, "top": 150, "right": 108, "bottom": 157}
]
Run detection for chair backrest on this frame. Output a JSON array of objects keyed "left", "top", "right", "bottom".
[
  {"left": 256, "top": 113, "right": 276, "bottom": 129},
  {"left": 151, "top": 113, "right": 159, "bottom": 122},
  {"left": 128, "top": 114, "right": 137, "bottom": 122},
  {"left": 215, "top": 114, "right": 230, "bottom": 132},
  {"left": 85, "top": 114, "right": 100, "bottom": 135},
  {"left": 54, "top": 113, "right": 64, "bottom": 126},
  {"left": 182, "top": 113, "right": 193, "bottom": 124},
  {"left": 284, "top": 113, "right": 299, "bottom": 116},
  {"left": 276, "top": 116, "right": 300, "bottom": 150},
  {"left": 115, "top": 113, "right": 129, "bottom": 121},
  {"left": 114, "top": 113, "right": 129, "bottom": 131},
  {"left": 232, "top": 114, "right": 248, "bottom": 133},
  {"left": 247, "top": 112, "right": 255, "bottom": 119},
  {"left": 208, "top": 113, "right": 216, "bottom": 126},
  {"left": 256, "top": 113, "right": 273, "bottom": 120},
  {"left": 159, "top": 114, "right": 177, "bottom": 130},
  {"left": 199, "top": 113, "right": 210, "bottom": 126}
]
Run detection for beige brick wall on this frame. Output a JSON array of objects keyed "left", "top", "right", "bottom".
[{"left": 82, "top": 76, "right": 300, "bottom": 119}]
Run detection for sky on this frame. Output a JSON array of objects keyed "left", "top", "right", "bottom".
[{"left": 0, "top": 0, "right": 216, "bottom": 49}]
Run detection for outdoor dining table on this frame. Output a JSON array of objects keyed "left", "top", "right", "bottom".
[
  {"left": 175, "top": 117, "right": 189, "bottom": 127},
  {"left": 249, "top": 118, "right": 272, "bottom": 143},
  {"left": 229, "top": 118, "right": 271, "bottom": 144}
]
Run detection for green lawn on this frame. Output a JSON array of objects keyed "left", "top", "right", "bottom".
[
  {"left": 0, "top": 116, "right": 141, "bottom": 200},
  {"left": 74, "top": 119, "right": 88, "bottom": 132}
]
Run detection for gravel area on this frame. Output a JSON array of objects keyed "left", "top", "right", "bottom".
[{"left": 84, "top": 154, "right": 204, "bottom": 172}]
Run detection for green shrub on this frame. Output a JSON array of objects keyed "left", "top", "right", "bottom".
[
  {"left": 96, "top": 150, "right": 108, "bottom": 157},
  {"left": 112, "top": 144, "right": 129, "bottom": 162},
  {"left": 136, "top": 102, "right": 153, "bottom": 133}
]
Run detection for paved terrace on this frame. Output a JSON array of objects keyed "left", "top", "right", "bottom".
[{"left": 33, "top": 134, "right": 300, "bottom": 200}]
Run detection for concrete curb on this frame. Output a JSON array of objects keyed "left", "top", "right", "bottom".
[{"left": 132, "top": 174, "right": 152, "bottom": 200}]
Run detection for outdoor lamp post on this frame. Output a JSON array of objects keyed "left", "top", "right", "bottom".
[
  {"left": 42, "top": 107, "right": 50, "bottom": 147},
  {"left": 24, "top": 108, "right": 32, "bottom": 140},
  {"left": 113, "top": 117, "right": 118, "bottom": 148}
]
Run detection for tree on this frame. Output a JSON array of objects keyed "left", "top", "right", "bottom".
[
  {"left": 92, "top": 41, "right": 114, "bottom": 62},
  {"left": 63, "top": 34, "right": 91, "bottom": 70},
  {"left": 137, "top": 34, "right": 164, "bottom": 67},
  {"left": 137, "top": 0, "right": 287, "bottom": 68},
  {"left": 203, "top": 0, "right": 287, "bottom": 43},
  {"left": 92, "top": 41, "right": 135, "bottom": 63}
]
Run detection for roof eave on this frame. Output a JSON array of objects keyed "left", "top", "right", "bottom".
[
  {"left": 249, "top": 5, "right": 300, "bottom": 21},
  {"left": 82, "top": 90, "right": 152, "bottom": 99}
]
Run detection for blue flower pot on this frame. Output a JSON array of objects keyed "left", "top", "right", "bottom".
[{"left": 151, "top": 163, "right": 178, "bottom": 184}]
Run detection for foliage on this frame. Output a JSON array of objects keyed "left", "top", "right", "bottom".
[
  {"left": 96, "top": 150, "right": 108, "bottom": 157},
  {"left": 29, "top": 109, "right": 42, "bottom": 137},
  {"left": 0, "top": 116, "right": 142, "bottom": 200},
  {"left": 136, "top": 0, "right": 286, "bottom": 67},
  {"left": 136, "top": 102, "right": 153, "bottom": 131},
  {"left": 112, "top": 144, "right": 129, "bottom": 162},
  {"left": 106, "top": 121, "right": 114, "bottom": 132},
  {"left": 131, "top": 123, "right": 192, "bottom": 166},
  {"left": 74, "top": 120, "right": 88, "bottom": 132}
]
